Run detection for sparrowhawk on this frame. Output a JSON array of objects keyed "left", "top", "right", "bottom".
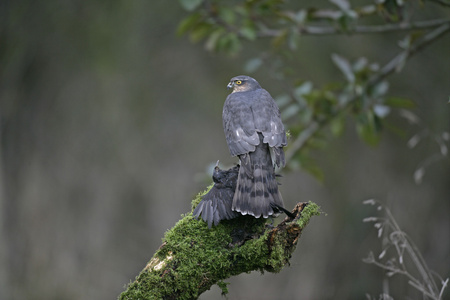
[{"left": 223, "top": 75, "right": 287, "bottom": 218}]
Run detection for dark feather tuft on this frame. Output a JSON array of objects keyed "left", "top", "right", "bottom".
[{"left": 193, "top": 165, "right": 240, "bottom": 228}]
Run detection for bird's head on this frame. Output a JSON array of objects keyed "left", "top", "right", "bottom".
[{"left": 227, "top": 75, "right": 261, "bottom": 93}]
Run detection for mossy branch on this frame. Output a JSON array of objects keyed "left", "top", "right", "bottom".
[{"left": 118, "top": 189, "right": 320, "bottom": 300}]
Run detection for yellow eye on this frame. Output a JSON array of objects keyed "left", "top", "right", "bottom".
[{"left": 236, "top": 80, "right": 242, "bottom": 85}]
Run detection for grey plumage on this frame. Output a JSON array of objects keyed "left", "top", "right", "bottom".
[
  {"left": 193, "top": 164, "right": 240, "bottom": 228},
  {"left": 223, "top": 75, "right": 287, "bottom": 218}
]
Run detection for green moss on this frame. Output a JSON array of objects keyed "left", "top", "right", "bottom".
[
  {"left": 296, "top": 201, "right": 321, "bottom": 227},
  {"left": 216, "top": 280, "right": 229, "bottom": 295},
  {"left": 119, "top": 196, "right": 320, "bottom": 300}
]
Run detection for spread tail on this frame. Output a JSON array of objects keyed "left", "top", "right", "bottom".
[{"left": 232, "top": 135, "right": 284, "bottom": 218}]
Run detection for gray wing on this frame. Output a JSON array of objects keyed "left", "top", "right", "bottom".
[
  {"left": 252, "top": 89, "right": 287, "bottom": 149},
  {"left": 223, "top": 92, "right": 260, "bottom": 157},
  {"left": 193, "top": 188, "right": 238, "bottom": 228},
  {"left": 223, "top": 89, "right": 286, "bottom": 158}
]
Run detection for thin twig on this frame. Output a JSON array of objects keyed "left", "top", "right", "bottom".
[
  {"left": 384, "top": 208, "right": 440, "bottom": 296},
  {"left": 364, "top": 200, "right": 448, "bottom": 299},
  {"left": 257, "top": 19, "right": 450, "bottom": 37},
  {"left": 369, "top": 259, "right": 428, "bottom": 294}
]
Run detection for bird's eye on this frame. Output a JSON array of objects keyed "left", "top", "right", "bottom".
[{"left": 236, "top": 80, "right": 242, "bottom": 85}]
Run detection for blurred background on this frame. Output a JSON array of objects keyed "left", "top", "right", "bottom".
[{"left": 1, "top": 1, "right": 449, "bottom": 299}]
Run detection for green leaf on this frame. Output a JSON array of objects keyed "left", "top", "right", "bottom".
[
  {"left": 288, "top": 27, "right": 300, "bottom": 50},
  {"left": 189, "top": 23, "right": 212, "bottom": 42},
  {"left": 179, "top": 0, "right": 203, "bottom": 11},
  {"left": 293, "top": 81, "right": 313, "bottom": 98},
  {"left": 353, "top": 57, "right": 368, "bottom": 72},
  {"left": 384, "top": 97, "right": 416, "bottom": 109},
  {"left": 373, "top": 104, "right": 390, "bottom": 118},
  {"left": 205, "top": 28, "right": 225, "bottom": 51},
  {"left": 271, "top": 28, "right": 288, "bottom": 48},
  {"left": 177, "top": 13, "right": 203, "bottom": 36},
  {"left": 371, "top": 81, "right": 389, "bottom": 98},
  {"left": 357, "top": 123, "right": 380, "bottom": 146},
  {"left": 331, "top": 53, "right": 355, "bottom": 83},
  {"left": 216, "top": 33, "right": 241, "bottom": 54},
  {"left": 281, "top": 103, "right": 300, "bottom": 120},
  {"left": 240, "top": 25, "right": 257, "bottom": 41},
  {"left": 294, "top": 10, "right": 307, "bottom": 24},
  {"left": 218, "top": 7, "right": 236, "bottom": 25},
  {"left": 356, "top": 112, "right": 382, "bottom": 146},
  {"left": 330, "top": 114, "right": 345, "bottom": 137}
]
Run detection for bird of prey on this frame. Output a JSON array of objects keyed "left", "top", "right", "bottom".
[
  {"left": 193, "top": 162, "right": 240, "bottom": 228},
  {"left": 223, "top": 75, "right": 287, "bottom": 218}
]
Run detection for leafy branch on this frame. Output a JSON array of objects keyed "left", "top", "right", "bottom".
[
  {"left": 285, "top": 22, "right": 450, "bottom": 164},
  {"left": 178, "top": 0, "right": 450, "bottom": 52}
]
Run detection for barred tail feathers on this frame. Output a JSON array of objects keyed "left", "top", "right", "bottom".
[{"left": 232, "top": 142, "right": 284, "bottom": 218}]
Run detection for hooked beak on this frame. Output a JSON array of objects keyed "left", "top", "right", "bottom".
[{"left": 227, "top": 82, "right": 234, "bottom": 90}]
